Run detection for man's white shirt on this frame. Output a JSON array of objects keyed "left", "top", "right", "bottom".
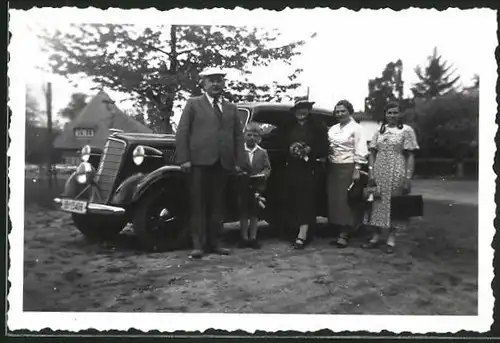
[{"left": 204, "top": 92, "right": 223, "bottom": 112}]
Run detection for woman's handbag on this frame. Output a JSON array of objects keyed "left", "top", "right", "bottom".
[
  {"left": 347, "top": 171, "right": 369, "bottom": 206},
  {"left": 361, "top": 176, "right": 381, "bottom": 203},
  {"left": 390, "top": 195, "right": 424, "bottom": 220}
]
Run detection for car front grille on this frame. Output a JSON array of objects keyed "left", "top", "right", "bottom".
[
  {"left": 91, "top": 138, "right": 126, "bottom": 203},
  {"left": 160, "top": 148, "right": 176, "bottom": 164}
]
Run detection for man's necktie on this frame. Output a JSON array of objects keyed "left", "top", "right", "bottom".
[{"left": 213, "top": 98, "right": 222, "bottom": 120}]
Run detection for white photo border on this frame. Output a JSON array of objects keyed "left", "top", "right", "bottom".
[{"left": 7, "top": 7, "right": 497, "bottom": 334}]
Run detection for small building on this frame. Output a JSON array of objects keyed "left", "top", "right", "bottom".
[{"left": 53, "top": 91, "right": 153, "bottom": 165}]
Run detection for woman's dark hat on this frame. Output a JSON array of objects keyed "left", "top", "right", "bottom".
[{"left": 291, "top": 99, "right": 315, "bottom": 111}]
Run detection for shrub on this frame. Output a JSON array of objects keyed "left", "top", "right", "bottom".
[{"left": 403, "top": 91, "right": 478, "bottom": 160}]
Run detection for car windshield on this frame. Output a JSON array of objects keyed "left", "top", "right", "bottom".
[{"left": 251, "top": 109, "right": 336, "bottom": 130}]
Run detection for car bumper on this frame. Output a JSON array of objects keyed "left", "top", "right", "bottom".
[{"left": 53, "top": 198, "right": 126, "bottom": 215}]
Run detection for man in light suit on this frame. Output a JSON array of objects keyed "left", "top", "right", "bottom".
[{"left": 175, "top": 67, "right": 246, "bottom": 259}]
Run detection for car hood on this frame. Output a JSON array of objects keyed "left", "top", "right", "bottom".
[{"left": 113, "top": 132, "right": 177, "bottom": 146}]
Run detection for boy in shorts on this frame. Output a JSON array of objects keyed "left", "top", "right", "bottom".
[{"left": 238, "top": 122, "right": 272, "bottom": 249}]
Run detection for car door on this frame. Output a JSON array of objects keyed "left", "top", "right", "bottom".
[
  {"left": 223, "top": 107, "right": 252, "bottom": 223},
  {"left": 248, "top": 109, "right": 293, "bottom": 224}
]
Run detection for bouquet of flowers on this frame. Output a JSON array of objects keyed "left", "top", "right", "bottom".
[
  {"left": 290, "top": 141, "right": 310, "bottom": 162},
  {"left": 254, "top": 192, "right": 267, "bottom": 209}
]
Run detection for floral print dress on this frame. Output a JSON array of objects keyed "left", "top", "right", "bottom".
[{"left": 366, "top": 124, "right": 419, "bottom": 229}]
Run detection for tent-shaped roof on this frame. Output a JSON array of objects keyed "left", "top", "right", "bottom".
[{"left": 53, "top": 91, "right": 153, "bottom": 150}]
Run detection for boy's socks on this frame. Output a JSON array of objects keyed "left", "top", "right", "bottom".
[{"left": 249, "top": 217, "right": 259, "bottom": 241}]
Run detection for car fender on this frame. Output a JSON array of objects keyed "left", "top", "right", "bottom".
[
  {"left": 109, "top": 172, "right": 145, "bottom": 206},
  {"left": 62, "top": 171, "right": 91, "bottom": 199},
  {"left": 131, "top": 165, "right": 183, "bottom": 204}
]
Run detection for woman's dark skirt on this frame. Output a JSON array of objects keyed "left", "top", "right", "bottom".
[
  {"left": 327, "top": 163, "right": 355, "bottom": 226},
  {"left": 285, "top": 161, "right": 317, "bottom": 228}
]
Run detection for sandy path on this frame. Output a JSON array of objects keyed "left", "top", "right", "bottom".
[
  {"left": 22, "top": 197, "right": 478, "bottom": 315},
  {"left": 412, "top": 179, "right": 478, "bottom": 205}
]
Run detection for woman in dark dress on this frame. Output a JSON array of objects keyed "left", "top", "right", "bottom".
[{"left": 285, "top": 99, "right": 330, "bottom": 249}]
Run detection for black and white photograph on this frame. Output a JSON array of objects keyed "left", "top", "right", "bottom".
[{"left": 7, "top": 7, "right": 496, "bottom": 334}]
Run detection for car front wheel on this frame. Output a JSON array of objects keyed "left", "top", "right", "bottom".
[
  {"left": 72, "top": 214, "right": 126, "bottom": 242},
  {"left": 132, "top": 188, "right": 190, "bottom": 252}
]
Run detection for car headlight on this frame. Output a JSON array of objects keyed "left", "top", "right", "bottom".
[
  {"left": 81, "top": 145, "right": 91, "bottom": 162},
  {"left": 133, "top": 145, "right": 145, "bottom": 165},
  {"left": 75, "top": 162, "right": 94, "bottom": 184}
]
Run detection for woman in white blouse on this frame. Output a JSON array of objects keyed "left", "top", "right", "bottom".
[{"left": 327, "top": 100, "right": 369, "bottom": 248}]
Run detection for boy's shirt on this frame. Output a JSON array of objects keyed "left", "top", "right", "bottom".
[{"left": 244, "top": 143, "right": 271, "bottom": 178}]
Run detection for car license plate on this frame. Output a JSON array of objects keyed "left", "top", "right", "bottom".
[{"left": 61, "top": 199, "right": 87, "bottom": 214}]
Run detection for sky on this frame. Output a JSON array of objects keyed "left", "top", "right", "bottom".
[{"left": 11, "top": 7, "right": 491, "bottom": 126}]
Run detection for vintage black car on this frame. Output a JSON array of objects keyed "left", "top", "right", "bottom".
[{"left": 54, "top": 102, "right": 337, "bottom": 251}]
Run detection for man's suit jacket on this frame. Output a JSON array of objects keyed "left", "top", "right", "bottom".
[{"left": 175, "top": 94, "right": 245, "bottom": 171}]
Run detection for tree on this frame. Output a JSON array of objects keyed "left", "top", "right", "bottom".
[
  {"left": 471, "top": 73, "right": 479, "bottom": 89},
  {"left": 124, "top": 109, "right": 146, "bottom": 126},
  {"left": 40, "top": 24, "right": 311, "bottom": 133},
  {"left": 25, "top": 87, "right": 63, "bottom": 165},
  {"left": 364, "top": 59, "right": 413, "bottom": 121},
  {"left": 411, "top": 47, "right": 460, "bottom": 99},
  {"left": 26, "top": 86, "right": 42, "bottom": 127},
  {"left": 463, "top": 74, "right": 479, "bottom": 95},
  {"left": 26, "top": 89, "right": 43, "bottom": 163},
  {"left": 411, "top": 91, "right": 478, "bottom": 177},
  {"left": 59, "top": 92, "right": 88, "bottom": 121}
]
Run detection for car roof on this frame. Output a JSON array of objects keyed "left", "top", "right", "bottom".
[{"left": 237, "top": 102, "right": 333, "bottom": 115}]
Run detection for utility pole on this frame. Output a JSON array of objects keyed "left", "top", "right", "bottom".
[{"left": 45, "top": 82, "right": 53, "bottom": 188}]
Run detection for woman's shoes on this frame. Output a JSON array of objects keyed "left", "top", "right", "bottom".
[
  {"left": 293, "top": 238, "right": 306, "bottom": 250},
  {"left": 361, "top": 240, "right": 395, "bottom": 254},
  {"left": 361, "top": 240, "right": 380, "bottom": 249},
  {"left": 382, "top": 244, "right": 395, "bottom": 254}
]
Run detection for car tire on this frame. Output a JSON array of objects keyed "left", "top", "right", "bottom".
[
  {"left": 72, "top": 214, "right": 126, "bottom": 242},
  {"left": 132, "top": 188, "right": 190, "bottom": 252}
]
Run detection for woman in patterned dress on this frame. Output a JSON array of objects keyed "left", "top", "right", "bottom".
[{"left": 362, "top": 101, "right": 419, "bottom": 254}]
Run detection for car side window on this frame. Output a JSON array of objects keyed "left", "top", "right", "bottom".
[
  {"left": 257, "top": 123, "right": 278, "bottom": 135},
  {"left": 237, "top": 109, "right": 250, "bottom": 128},
  {"left": 251, "top": 111, "right": 291, "bottom": 152}
]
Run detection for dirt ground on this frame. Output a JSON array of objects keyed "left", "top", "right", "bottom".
[{"left": 22, "top": 179, "right": 478, "bottom": 314}]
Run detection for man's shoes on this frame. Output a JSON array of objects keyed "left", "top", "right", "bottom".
[
  {"left": 335, "top": 236, "right": 348, "bottom": 248},
  {"left": 189, "top": 249, "right": 204, "bottom": 259},
  {"left": 249, "top": 239, "right": 261, "bottom": 249}
]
